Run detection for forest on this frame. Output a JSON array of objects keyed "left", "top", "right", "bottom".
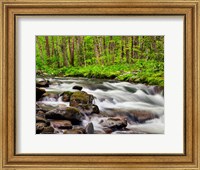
[{"left": 36, "top": 36, "right": 164, "bottom": 86}]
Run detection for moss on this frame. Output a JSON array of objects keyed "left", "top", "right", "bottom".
[
  {"left": 61, "top": 91, "right": 73, "bottom": 102},
  {"left": 65, "top": 107, "right": 80, "bottom": 114},
  {"left": 63, "top": 91, "right": 73, "bottom": 96},
  {"left": 70, "top": 91, "right": 92, "bottom": 106}
]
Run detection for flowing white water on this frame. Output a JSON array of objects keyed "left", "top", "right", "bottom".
[{"left": 37, "top": 77, "right": 164, "bottom": 134}]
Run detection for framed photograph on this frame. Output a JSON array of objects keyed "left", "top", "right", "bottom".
[{"left": 0, "top": 0, "right": 199, "bottom": 169}]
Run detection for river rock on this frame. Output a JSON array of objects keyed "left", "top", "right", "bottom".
[
  {"left": 51, "top": 120, "right": 72, "bottom": 129},
  {"left": 103, "top": 127, "right": 113, "bottom": 134},
  {"left": 40, "top": 92, "right": 59, "bottom": 102},
  {"left": 148, "top": 85, "right": 164, "bottom": 95},
  {"left": 91, "top": 104, "right": 100, "bottom": 114},
  {"left": 72, "top": 85, "right": 83, "bottom": 91},
  {"left": 41, "top": 126, "right": 54, "bottom": 134},
  {"left": 36, "top": 103, "right": 58, "bottom": 112},
  {"left": 45, "top": 107, "right": 84, "bottom": 124},
  {"left": 36, "top": 88, "right": 46, "bottom": 101},
  {"left": 75, "top": 126, "right": 86, "bottom": 133},
  {"left": 36, "top": 110, "right": 46, "bottom": 118},
  {"left": 63, "top": 129, "right": 84, "bottom": 134},
  {"left": 36, "top": 122, "right": 47, "bottom": 134},
  {"left": 99, "top": 117, "right": 127, "bottom": 130},
  {"left": 36, "top": 80, "right": 50, "bottom": 87},
  {"left": 128, "top": 110, "right": 158, "bottom": 123},
  {"left": 77, "top": 104, "right": 99, "bottom": 115},
  {"left": 85, "top": 122, "right": 94, "bottom": 134},
  {"left": 36, "top": 116, "right": 47, "bottom": 123},
  {"left": 60, "top": 91, "right": 73, "bottom": 102},
  {"left": 70, "top": 91, "right": 94, "bottom": 107},
  {"left": 124, "top": 86, "right": 138, "bottom": 93}
]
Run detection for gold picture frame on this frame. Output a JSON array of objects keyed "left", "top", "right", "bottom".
[{"left": 0, "top": 0, "right": 199, "bottom": 169}]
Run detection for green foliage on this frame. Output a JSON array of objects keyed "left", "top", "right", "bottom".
[{"left": 36, "top": 36, "right": 164, "bottom": 86}]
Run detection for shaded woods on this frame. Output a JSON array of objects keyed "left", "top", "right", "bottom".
[{"left": 36, "top": 36, "right": 164, "bottom": 86}]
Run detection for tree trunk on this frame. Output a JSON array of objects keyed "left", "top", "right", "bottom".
[
  {"left": 51, "top": 36, "right": 55, "bottom": 57},
  {"left": 121, "top": 36, "right": 125, "bottom": 62},
  {"left": 45, "top": 36, "right": 50, "bottom": 59},
  {"left": 62, "top": 36, "right": 68, "bottom": 67},
  {"left": 125, "top": 36, "right": 130, "bottom": 63},
  {"left": 94, "top": 37, "right": 100, "bottom": 64},
  {"left": 82, "top": 36, "right": 87, "bottom": 66},
  {"left": 134, "top": 36, "right": 138, "bottom": 59},
  {"left": 109, "top": 36, "right": 115, "bottom": 64},
  {"left": 131, "top": 36, "right": 135, "bottom": 63},
  {"left": 54, "top": 37, "right": 60, "bottom": 68},
  {"left": 139, "top": 36, "right": 144, "bottom": 59},
  {"left": 36, "top": 37, "right": 44, "bottom": 63},
  {"left": 69, "top": 36, "right": 75, "bottom": 66}
]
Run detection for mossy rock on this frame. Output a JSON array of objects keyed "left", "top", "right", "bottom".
[
  {"left": 70, "top": 91, "right": 94, "bottom": 107},
  {"left": 45, "top": 107, "right": 84, "bottom": 124},
  {"left": 60, "top": 91, "right": 73, "bottom": 102}
]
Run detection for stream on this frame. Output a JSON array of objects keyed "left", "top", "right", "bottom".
[{"left": 36, "top": 77, "right": 164, "bottom": 134}]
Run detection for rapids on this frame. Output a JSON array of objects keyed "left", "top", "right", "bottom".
[{"left": 36, "top": 77, "right": 164, "bottom": 134}]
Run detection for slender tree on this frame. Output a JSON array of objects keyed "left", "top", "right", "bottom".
[
  {"left": 36, "top": 37, "right": 44, "bottom": 63},
  {"left": 69, "top": 36, "right": 75, "bottom": 66},
  {"left": 45, "top": 36, "right": 50, "bottom": 59},
  {"left": 61, "top": 36, "right": 68, "bottom": 67},
  {"left": 93, "top": 37, "right": 100, "bottom": 64},
  {"left": 131, "top": 36, "right": 135, "bottom": 63},
  {"left": 51, "top": 36, "right": 55, "bottom": 57},
  {"left": 109, "top": 36, "right": 115, "bottom": 64},
  {"left": 54, "top": 37, "right": 60, "bottom": 68},
  {"left": 121, "top": 36, "right": 125, "bottom": 62}
]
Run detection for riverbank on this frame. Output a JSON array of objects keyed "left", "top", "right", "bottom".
[{"left": 37, "top": 59, "right": 164, "bottom": 87}]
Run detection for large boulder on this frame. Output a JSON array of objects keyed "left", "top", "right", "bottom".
[
  {"left": 99, "top": 117, "right": 127, "bottom": 130},
  {"left": 36, "top": 88, "right": 46, "bottom": 101},
  {"left": 70, "top": 91, "right": 94, "bottom": 107},
  {"left": 45, "top": 107, "right": 84, "bottom": 124}
]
